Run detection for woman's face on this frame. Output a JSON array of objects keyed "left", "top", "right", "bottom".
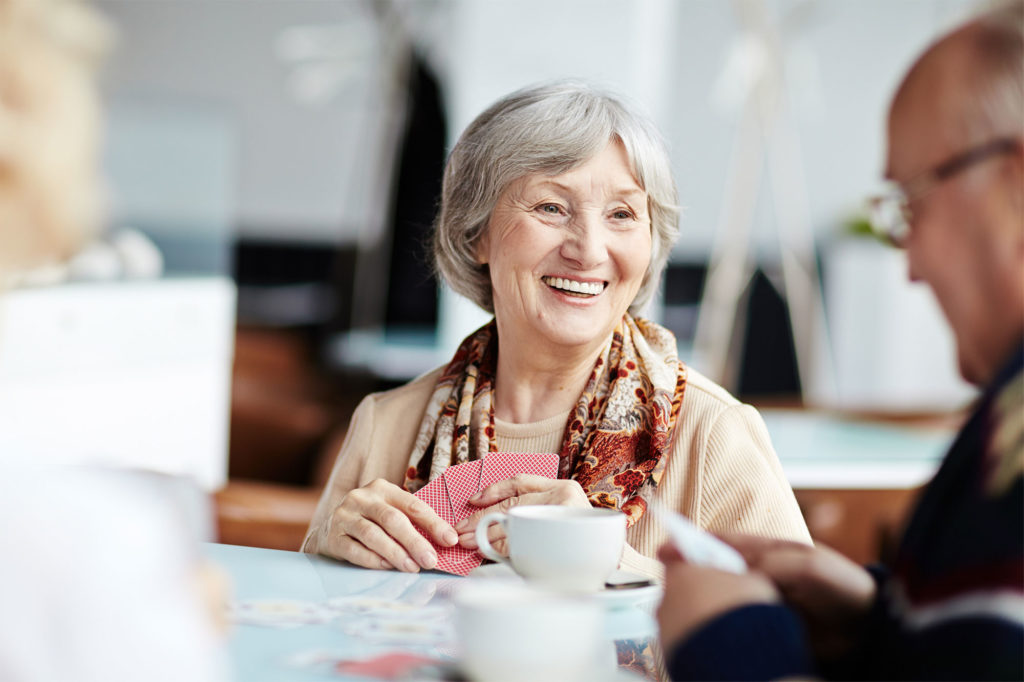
[{"left": 477, "top": 139, "right": 651, "bottom": 353}]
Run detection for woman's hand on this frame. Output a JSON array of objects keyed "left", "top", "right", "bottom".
[
  {"left": 720, "top": 533, "right": 877, "bottom": 660},
  {"left": 453, "top": 475, "right": 590, "bottom": 554},
  {"left": 656, "top": 543, "right": 780, "bottom": 652},
  {"left": 323, "top": 478, "right": 458, "bottom": 572}
]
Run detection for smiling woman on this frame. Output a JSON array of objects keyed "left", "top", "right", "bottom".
[{"left": 303, "top": 81, "right": 811, "bottom": 580}]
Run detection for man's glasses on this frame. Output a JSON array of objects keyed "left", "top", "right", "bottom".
[{"left": 867, "top": 137, "right": 1021, "bottom": 248}]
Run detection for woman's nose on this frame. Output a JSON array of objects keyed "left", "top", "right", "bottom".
[{"left": 559, "top": 214, "right": 607, "bottom": 269}]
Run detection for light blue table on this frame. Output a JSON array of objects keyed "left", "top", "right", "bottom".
[{"left": 205, "top": 543, "right": 658, "bottom": 681}]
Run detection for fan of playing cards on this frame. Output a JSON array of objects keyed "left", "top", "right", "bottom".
[{"left": 412, "top": 452, "right": 560, "bottom": 576}]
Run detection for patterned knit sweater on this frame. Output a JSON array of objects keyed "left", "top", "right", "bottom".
[{"left": 668, "top": 349, "right": 1024, "bottom": 681}]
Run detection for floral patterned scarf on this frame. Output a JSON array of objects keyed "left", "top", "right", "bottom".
[{"left": 403, "top": 314, "right": 686, "bottom": 527}]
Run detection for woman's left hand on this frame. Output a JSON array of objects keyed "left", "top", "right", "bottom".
[{"left": 453, "top": 475, "right": 590, "bottom": 554}]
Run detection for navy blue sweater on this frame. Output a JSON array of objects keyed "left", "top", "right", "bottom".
[{"left": 668, "top": 350, "right": 1024, "bottom": 681}]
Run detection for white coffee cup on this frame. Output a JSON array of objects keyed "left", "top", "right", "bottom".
[
  {"left": 475, "top": 505, "right": 626, "bottom": 593},
  {"left": 454, "top": 581, "right": 607, "bottom": 682}
]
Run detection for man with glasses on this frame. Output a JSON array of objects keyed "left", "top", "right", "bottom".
[{"left": 657, "top": 2, "right": 1023, "bottom": 680}]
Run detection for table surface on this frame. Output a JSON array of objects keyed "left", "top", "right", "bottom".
[
  {"left": 761, "top": 409, "right": 954, "bottom": 489},
  {"left": 207, "top": 543, "right": 658, "bottom": 682}
]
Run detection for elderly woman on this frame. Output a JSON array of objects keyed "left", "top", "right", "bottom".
[{"left": 303, "top": 81, "right": 810, "bottom": 579}]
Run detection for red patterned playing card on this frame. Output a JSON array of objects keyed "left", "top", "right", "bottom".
[
  {"left": 413, "top": 466, "right": 481, "bottom": 576},
  {"left": 480, "top": 452, "right": 560, "bottom": 490},
  {"left": 443, "top": 460, "right": 483, "bottom": 522},
  {"left": 413, "top": 476, "right": 453, "bottom": 524}
]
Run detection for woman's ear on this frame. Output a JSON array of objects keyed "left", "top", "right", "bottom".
[{"left": 474, "top": 229, "right": 490, "bottom": 265}]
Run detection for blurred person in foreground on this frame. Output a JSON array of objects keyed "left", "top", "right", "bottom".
[
  {"left": 303, "top": 81, "right": 810, "bottom": 580},
  {"left": 657, "top": 2, "right": 1024, "bottom": 679},
  {"left": 0, "top": 1, "right": 227, "bottom": 680}
]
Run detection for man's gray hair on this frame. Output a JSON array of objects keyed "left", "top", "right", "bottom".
[
  {"left": 432, "top": 80, "right": 679, "bottom": 315},
  {"left": 959, "top": 0, "right": 1023, "bottom": 142}
]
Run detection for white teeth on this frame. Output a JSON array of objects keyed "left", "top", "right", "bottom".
[{"left": 542, "top": 276, "right": 605, "bottom": 296}]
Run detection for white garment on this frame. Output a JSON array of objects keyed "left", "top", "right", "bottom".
[{"left": 0, "top": 462, "right": 228, "bottom": 682}]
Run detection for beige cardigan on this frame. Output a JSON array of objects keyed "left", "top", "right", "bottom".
[{"left": 303, "top": 365, "right": 811, "bottom": 580}]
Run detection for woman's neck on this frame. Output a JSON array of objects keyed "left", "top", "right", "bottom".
[{"left": 492, "top": 327, "right": 608, "bottom": 425}]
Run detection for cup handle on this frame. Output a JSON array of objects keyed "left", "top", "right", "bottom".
[{"left": 475, "top": 511, "right": 509, "bottom": 564}]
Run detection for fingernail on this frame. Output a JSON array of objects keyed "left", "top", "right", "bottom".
[
  {"left": 459, "top": 533, "right": 477, "bottom": 549},
  {"left": 443, "top": 529, "right": 459, "bottom": 546},
  {"left": 454, "top": 521, "right": 467, "bottom": 533},
  {"left": 419, "top": 551, "right": 437, "bottom": 570},
  {"left": 403, "top": 557, "right": 420, "bottom": 573},
  {"left": 468, "top": 494, "right": 480, "bottom": 503}
]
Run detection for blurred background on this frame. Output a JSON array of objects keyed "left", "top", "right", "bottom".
[{"left": 0, "top": 0, "right": 981, "bottom": 563}]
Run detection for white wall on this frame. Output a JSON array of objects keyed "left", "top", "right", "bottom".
[
  {"left": 98, "top": 0, "right": 398, "bottom": 245},
  {"left": 97, "top": 0, "right": 974, "bottom": 251}
]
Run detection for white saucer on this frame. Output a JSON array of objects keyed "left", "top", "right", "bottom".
[{"left": 467, "top": 564, "right": 662, "bottom": 611}]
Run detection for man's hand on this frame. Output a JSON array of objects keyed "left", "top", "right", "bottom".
[
  {"left": 720, "top": 533, "right": 877, "bottom": 660},
  {"left": 453, "top": 475, "right": 590, "bottom": 555},
  {"left": 323, "top": 479, "right": 458, "bottom": 572},
  {"left": 656, "top": 543, "right": 780, "bottom": 651}
]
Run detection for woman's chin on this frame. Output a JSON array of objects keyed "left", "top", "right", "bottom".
[{"left": 528, "top": 315, "right": 618, "bottom": 352}]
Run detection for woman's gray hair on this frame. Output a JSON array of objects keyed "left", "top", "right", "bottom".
[{"left": 433, "top": 80, "right": 679, "bottom": 315}]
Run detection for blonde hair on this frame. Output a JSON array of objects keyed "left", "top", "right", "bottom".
[
  {"left": 433, "top": 81, "right": 679, "bottom": 315},
  {"left": 0, "top": 0, "right": 110, "bottom": 275}
]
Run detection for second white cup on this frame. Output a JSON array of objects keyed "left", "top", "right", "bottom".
[{"left": 475, "top": 505, "right": 626, "bottom": 593}]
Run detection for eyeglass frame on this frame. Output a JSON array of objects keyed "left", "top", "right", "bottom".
[{"left": 867, "top": 136, "right": 1021, "bottom": 248}]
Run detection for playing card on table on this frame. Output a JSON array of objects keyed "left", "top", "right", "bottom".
[
  {"left": 442, "top": 459, "right": 483, "bottom": 522},
  {"left": 229, "top": 598, "right": 334, "bottom": 628},
  {"left": 480, "top": 452, "right": 560, "bottom": 489},
  {"left": 334, "top": 652, "right": 448, "bottom": 679}
]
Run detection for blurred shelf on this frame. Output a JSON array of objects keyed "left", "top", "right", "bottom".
[{"left": 326, "top": 327, "right": 447, "bottom": 382}]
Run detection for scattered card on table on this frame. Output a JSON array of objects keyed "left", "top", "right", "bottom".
[
  {"left": 228, "top": 598, "right": 334, "bottom": 628},
  {"left": 334, "top": 652, "right": 449, "bottom": 680},
  {"left": 341, "top": 618, "right": 451, "bottom": 644},
  {"left": 327, "top": 596, "right": 447, "bottom": 621}
]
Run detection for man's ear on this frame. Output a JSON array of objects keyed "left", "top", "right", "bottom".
[{"left": 1003, "top": 144, "right": 1024, "bottom": 255}]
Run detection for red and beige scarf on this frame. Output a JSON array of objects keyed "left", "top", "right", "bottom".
[{"left": 403, "top": 314, "right": 686, "bottom": 527}]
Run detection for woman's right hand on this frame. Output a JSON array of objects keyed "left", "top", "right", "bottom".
[{"left": 323, "top": 479, "right": 458, "bottom": 572}]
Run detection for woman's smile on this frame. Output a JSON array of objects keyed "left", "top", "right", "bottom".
[{"left": 541, "top": 275, "right": 608, "bottom": 299}]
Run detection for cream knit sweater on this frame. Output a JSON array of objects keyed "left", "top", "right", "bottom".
[{"left": 303, "top": 365, "right": 811, "bottom": 580}]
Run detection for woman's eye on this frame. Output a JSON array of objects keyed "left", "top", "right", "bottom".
[
  {"left": 539, "top": 204, "right": 563, "bottom": 215},
  {"left": 612, "top": 209, "right": 634, "bottom": 220}
]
